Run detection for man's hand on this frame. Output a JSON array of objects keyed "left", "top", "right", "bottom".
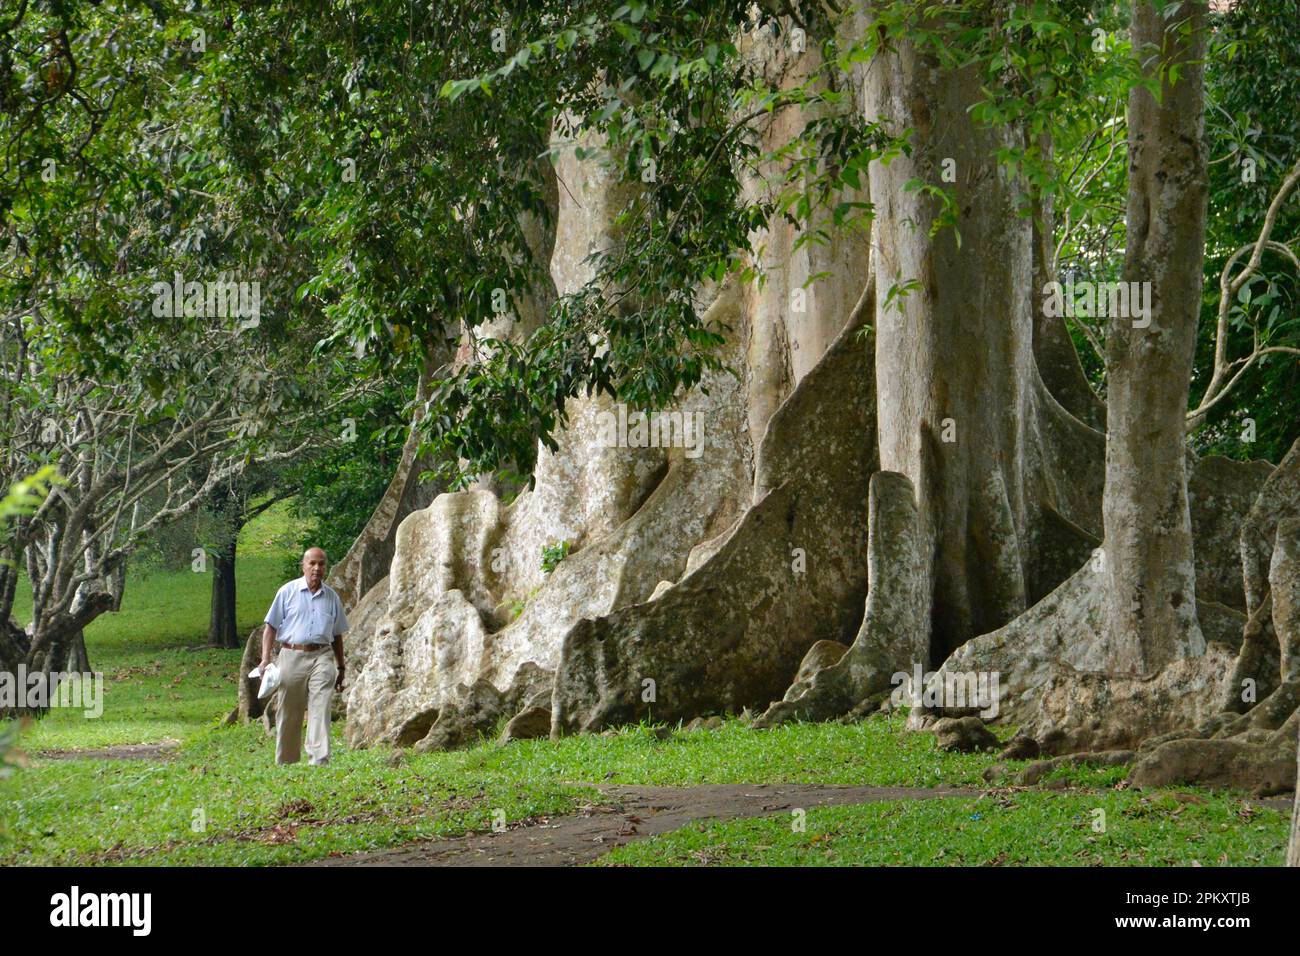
[
  {"left": 335, "top": 664, "right": 346, "bottom": 692},
  {"left": 258, "top": 656, "right": 272, "bottom": 672}
]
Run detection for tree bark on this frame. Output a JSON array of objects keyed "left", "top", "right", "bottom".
[
  {"left": 207, "top": 538, "right": 240, "bottom": 649},
  {"left": 866, "top": 32, "right": 1037, "bottom": 663},
  {"left": 66, "top": 629, "right": 88, "bottom": 672},
  {"left": 1290, "top": 734, "right": 1300, "bottom": 865},
  {"left": 0, "top": 553, "right": 21, "bottom": 677},
  {"left": 0, "top": 613, "right": 27, "bottom": 710},
  {"left": 1103, "top": 0, "right": 1209, "bottom": 674}
]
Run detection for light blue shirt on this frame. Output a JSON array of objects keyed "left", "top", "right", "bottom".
[{"left": 264, "top": 577, "right": 349, "bottom": 645}]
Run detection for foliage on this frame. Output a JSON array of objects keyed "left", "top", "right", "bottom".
[
  {"left": 1190, "top": 0, "right": 1300, "bottom": 462},
  {"left": 1048, "top": 0, "right": 1300, "bottom": 460},
  {"left": 4, "top": 1, "right": 1297, "bottom": 536},
  {"left": 280, "top": 390, "right": 413, "bottom": 579},
  {"left": 0, "top": 2, "right": 408, "bottom": 663},
  {"left": 0, "top": 465, "right": 63, "bottom": 525},
  {"left": 540, "top": 539, "right": 572, "bottom": 574},
  {"left": 424, "top": 1, "right": 902, "bottom": 484},
  {"left": 422, "top": 0, "right": 1299, "bottom": 475}
]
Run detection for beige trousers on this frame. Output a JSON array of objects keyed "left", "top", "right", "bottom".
[{"left": 274, "top": 646, "right": 337, "bottom": 765}]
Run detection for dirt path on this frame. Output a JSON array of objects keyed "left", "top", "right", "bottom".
[
  {"left": 35, "top": 739, "right": 181, "bottom": 761},
  {"left": 308, "top": 782, "right": 977, "bottom": 867}
]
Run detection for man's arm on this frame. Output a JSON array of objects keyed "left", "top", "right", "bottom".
[
  {"left": 261, "top": 587, "right": 286, "bottom": 667},
  {"left": 333, "top": 594, "right": 348, "bottom": 689},
  {"left": 261, "top": 623, "right": 277, "bottom": 668},
  {"left": 331, "top": 634, "right": 346, "bottom": 691}
]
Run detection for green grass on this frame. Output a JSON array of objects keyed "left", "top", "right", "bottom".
[
  {"left": 7, "top": 502, "right": 296, "bottom": 751},
  {"left": 0, "top": 712, "right": 994, "bottom": 865},
  {"left": 1038, "top": 761, "right": 1134, "bottom": 790},
  {"left": 237, "top": 497, "right": 307, "bottom": 563},
  {"left": 595, "top": 791, "right": 1291, "bottom": 866},
  {"left": 0, "top": 724, "right": 586, "bottom": 865},
  {"left": 472, "top": 716, "right": 997, "bottom": 788},
  {"left": 3, "top": 501, "right": 581, "bottom": 866},
  {"left": 8, "top": 554, "right": 281, "bottom": 752},
  {"left": 9, "top": 705, "right": 1282, "bottom": 866}
]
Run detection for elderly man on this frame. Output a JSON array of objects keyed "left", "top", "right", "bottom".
[{"left": 259, "top": 547, "right": 349, "bottom": 765}]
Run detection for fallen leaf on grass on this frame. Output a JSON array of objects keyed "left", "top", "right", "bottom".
[
  {"left": 275, "top": 799, "right": 316, "bottom": 819},
  {"left": 261, "top": 824, "right": 298, "bottom": 845}
]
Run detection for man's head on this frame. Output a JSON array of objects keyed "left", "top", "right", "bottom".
[{"left": 301, "top": 547, "right": 328, "bottom": 589}]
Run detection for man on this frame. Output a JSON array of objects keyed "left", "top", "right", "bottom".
[{"left": 260, "top": 547, "right": 348, "bottom": 765}]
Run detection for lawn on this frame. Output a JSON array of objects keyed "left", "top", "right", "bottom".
[
  {"left": 5, "top": 500, "right": 299, "bottom": 751},
  {"left": 0, "top": 723, "right": 588, "bottom": 866},
  {"left": 0, "top": 702, "right": 1015, "bottom": 865},
  {"left": 4, "top": 710, "right": 1288, "bottom": 866},
  {"left": 594, "top": 790, "right": 1289, "bottom": 867}
]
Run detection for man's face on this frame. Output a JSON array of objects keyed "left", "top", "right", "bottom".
[{"left": 302, "top": 551, "right": 327, "bottom": 588}]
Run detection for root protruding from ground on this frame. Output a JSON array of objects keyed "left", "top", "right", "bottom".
[{"left": 1127, "top": 516, "right": 1300, "bottom": 794}]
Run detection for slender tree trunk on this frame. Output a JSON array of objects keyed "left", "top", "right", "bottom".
[
  {"left": 208, "top": 537, "right": 240, "bottom": 649},
  {"left": 203, "top": 482, "right": 245, "bottom": 649},
  {"left": 0, "top": 551, "right": 17, "bottom": 624},
  {"left": 0, "top": 553, "right": 22, "bottom": 676},
  {"left": 1103, "top": 0, "right": 1209, "bottom": 674},
  {"left": 25, "top": 553, "right": 121, "bottom": 679}
]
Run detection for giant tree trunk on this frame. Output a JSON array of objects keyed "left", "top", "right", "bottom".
[
  {"left": 928, "top": 1, "right": 1294, "bottom": 773},
  {"left": 866, "top": 37, "right": 1039, "bottom": 664},
  {"left": 797, "top": 4, "right": 1258, "bottom": 744},
  {"left": 340, "top": 23, "right": 882, "bottom": 748},
  {"left": 1102, "top": 0, "right": 1210, "bottom": 675}
]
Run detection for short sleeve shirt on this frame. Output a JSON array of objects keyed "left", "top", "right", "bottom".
[{"left": 264, "top": 577, "right": 349, "bottom": 645}]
